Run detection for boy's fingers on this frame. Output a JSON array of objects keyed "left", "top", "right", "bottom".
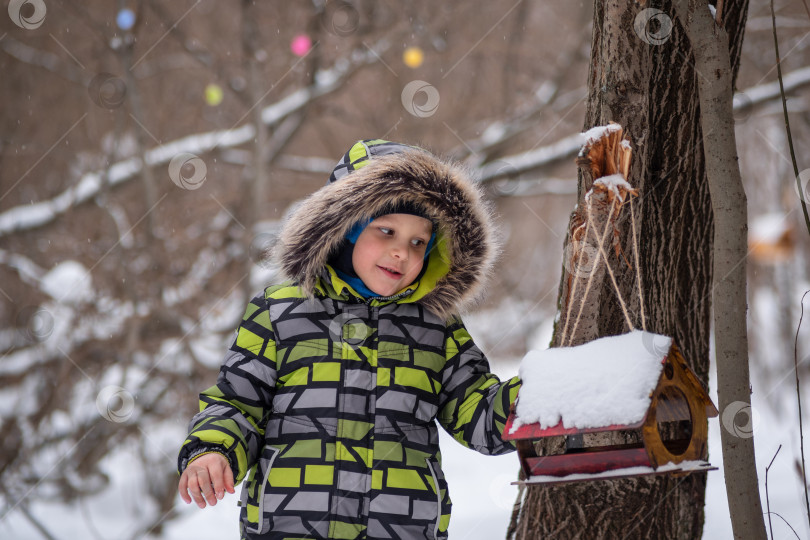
[
  {"left": 187, "top": 471, "right": 208, "bottom": 508},
  {"left": 197, "top": 469, "right": 217, "bottom": 507},
  {"left": 178, "top": 455, "right": 232, "bottom": 507},
  {"left": 178, "top": 472, "right": 191, "bottom": 504},
  {"left": 211, "top": 466, "right": 226, "bottom": 500},
  {"left": 223, "top": 462, "right": 235, "bottom": 493}
]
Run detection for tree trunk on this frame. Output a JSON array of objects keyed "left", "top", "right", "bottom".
[
  {"left": 672, "top": 0, "right": 766, "bottom": 537},
  {"left": 511, "top": 1, "right": 749, "bottom": 538}
]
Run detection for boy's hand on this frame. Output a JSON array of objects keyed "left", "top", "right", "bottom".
[{"left": 178, "top": 452, "right": 235, "bottom": 508}]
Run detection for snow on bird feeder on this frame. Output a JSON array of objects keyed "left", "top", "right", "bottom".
[
  {"left": 504, "top": 123, "right": 717, "bottom": 484},
  {"left": 504, "top": 331, "right": 718, "bottom": 484}
]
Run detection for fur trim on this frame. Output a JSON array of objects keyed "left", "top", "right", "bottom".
[{"left": 277, "top": 149, "right": 500, "bottom": 319}]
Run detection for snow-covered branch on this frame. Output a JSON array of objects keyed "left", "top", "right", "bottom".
[
  {"left": 734, "top": 65, "right": 810, "bottom": 112},
  {"left": 477, "top": 132, "right": 584, "bottom": 183},
  {"left": 3, "top": 55, "right": 806, "bottom": 240},
  {"left": 477, "top": 66, "right": 810, "bottom": 183},
  {"left": 0, "top": 249, "right": 46, "bottom": 287},
  {"left": 0, "top": 35, "right": 87, "bottom": 85},
  {"left": 0, "top": 39, "right": 390, "bottom": 238}
]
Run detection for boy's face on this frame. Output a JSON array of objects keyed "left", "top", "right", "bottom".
[{"left": 352, "top": 213, "right": 434, "bottom": 297}]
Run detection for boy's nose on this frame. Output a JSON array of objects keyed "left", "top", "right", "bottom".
[{"left": 391, "top": 244, "right": 409, "bottom": 260}]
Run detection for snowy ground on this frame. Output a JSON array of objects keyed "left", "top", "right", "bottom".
[{"left": 2, "top": 342, "right": 809, "bottom": 539}]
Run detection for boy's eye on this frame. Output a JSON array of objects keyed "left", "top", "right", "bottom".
[{"left": 376, "top": 226, "right": 426, "bottom": 247}]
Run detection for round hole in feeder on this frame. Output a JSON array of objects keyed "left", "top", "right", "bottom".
[
  {"left": 664, "top": 363, "right": 674, "bottom": 380},
  {"left": 655, "top": 386, "right": 692, "bottom": 456}
]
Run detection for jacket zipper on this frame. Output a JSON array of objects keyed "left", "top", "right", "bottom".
[
  {"left": 364, "top": 288, "right": 414, "bottom": 304},
  {"left": 247, "top": 446, "right": 280, "bottom": 535},
  {"left": 425, "top": 458, "right": 442, "bottom": 540}
]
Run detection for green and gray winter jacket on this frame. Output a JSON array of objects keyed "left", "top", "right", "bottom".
[{"left": 178, "top": 140, "right": 522, "bottom": 540}]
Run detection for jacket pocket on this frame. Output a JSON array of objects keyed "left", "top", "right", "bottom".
[
  {"left": 240, "top": 445, "right": 280, "bottom": 535},
  {"left": 425, "top": 458, "right": 452, "bottom": 540}
]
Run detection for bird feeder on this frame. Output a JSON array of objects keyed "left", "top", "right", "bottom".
[{"left": 504, "top": 332, "right": 718, "bottom": 484}]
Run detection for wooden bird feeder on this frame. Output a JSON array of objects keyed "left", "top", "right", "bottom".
[
  {"left": 508, "top": 125, "right": 718, "bottom": 484},
  {"left": 504, "top": 336, "right": 718, "bottom": 484}
]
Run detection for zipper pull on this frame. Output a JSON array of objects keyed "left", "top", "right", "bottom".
[{"left": 365, "top": 288, "right": 414, "bottom": 304}]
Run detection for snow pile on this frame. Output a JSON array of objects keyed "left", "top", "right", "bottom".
[
  {"left": 40, "top": 260, "right": 94, "bottom": 304},
  {"left": 592, "top": 174, "right": 633, "bottom": 198},
  {"left": 580, "top": 123, "right": 623, "bottom": 145},
  {"left": 513, "top": 330, "right": 671, "bottom": 432}
]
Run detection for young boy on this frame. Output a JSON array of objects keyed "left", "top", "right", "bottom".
[{"left": 177, "top": 139, "right": 522, "bottom": 540}]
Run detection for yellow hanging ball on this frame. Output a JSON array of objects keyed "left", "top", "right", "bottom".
[
  {"left": 205, "top": 83, "right": 224, "bottom": 107},
  {"left": 403, "top": 47, "right": 424, "bottom": 69}
]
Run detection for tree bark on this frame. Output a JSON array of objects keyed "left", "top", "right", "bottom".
[{"left": 511, "top": 0, "right": 749, "bottom": 538}]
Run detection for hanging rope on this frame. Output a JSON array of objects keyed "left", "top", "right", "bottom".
[
  {"left": 588, "top": 198, "right": 635, "bottom": 333},
  {"left": 566, "top": 195, "right": 616, "bottom": 346},
  {"left": 560, "top": 216, "right": 593, "bottom": 346},
  {"left": 561, "top": 125, "right": 647, "bottom": 346},
  {"left": 629, "top": 192, "right": 647, "bottom": 331}
]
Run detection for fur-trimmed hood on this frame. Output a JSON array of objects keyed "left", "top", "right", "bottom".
[{"left": 277, "top": 141, "right": 500, "bottom": 319}]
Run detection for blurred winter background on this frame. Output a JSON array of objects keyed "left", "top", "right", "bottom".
[{"left": 0, "top": 1, "right": 809, "bottom": 539}]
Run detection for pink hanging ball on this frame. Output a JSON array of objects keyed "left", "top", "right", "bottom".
[{"left": 290, "top": 34, "right": 312, "bottom": 57}]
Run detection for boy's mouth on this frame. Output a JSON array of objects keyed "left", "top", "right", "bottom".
[{"left": 378, "top": 265, "right": 402, "bottom": 278}]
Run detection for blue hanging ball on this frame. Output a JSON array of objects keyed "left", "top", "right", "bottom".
[{"left": 116, "top": 9, "right": 135, "bottom": 31}]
